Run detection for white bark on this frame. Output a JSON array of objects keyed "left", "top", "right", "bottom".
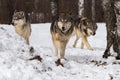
[
  {"left": 78, "top": 0, "right": 84, "bottom": 16},
  {"left": 50, "top": 0, "right": 58, "bottom": 17}
]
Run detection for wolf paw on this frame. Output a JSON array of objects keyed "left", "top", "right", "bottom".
[
  {"left": 80, "top": 46, "right": 83, "bottom": 49},
  {"left": 103, "top": 52, "right": 111, "bottom": 59},
  {"left": 73, "top": 45, "right": 76, "bottom": 48},
  {"left": 88, "top": 48, "right": 93, "bottom": 51},
  {"left": 29, "top": 47, "right": 34, "bottom": 53},
  {"left": 116, "top": 56, "right": 120, "bottom": 60}
]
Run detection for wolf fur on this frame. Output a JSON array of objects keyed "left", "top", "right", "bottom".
[
  {"left": 50, "top": 13, "right": 74, "bottom": 59},
  {"left": 12, "top": 11, "right": 31, "bottom": 45},
  {"left": 72, "top": 17, "right": 97, "bottom": 50}
]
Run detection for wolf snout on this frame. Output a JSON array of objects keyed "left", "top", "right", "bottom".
[
  {"left": 11, "top": 22, "right": 14, "bottom": 26},
  {"left": 62, "top": 27, "right": 65, "bottom": 31},
  {"left": 92, "top": 32, "right": 96, "bottom": 35}
]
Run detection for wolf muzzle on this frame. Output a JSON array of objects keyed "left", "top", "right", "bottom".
[{"left": 62, "top": 27, "right": 65, "bottom": 31}]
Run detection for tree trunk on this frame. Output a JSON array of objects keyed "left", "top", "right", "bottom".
[
  {"left": 102, "top": 0, "right": 120, "bottom": 59},
  {"left": 102, "top": 0, "right": 116, "bottom": 58},
  {"left": 78, "top": 0, "right": 84, "bottom": 16},
  {"left": 50, "top": 0, "right": 59, "bottom": 21},
  {"left": 8, "top": 0, "right": 14, "bottom": 24},
  {"left": 92, "top": 0, "right": 95, "bottom": 21},
  {"left": 114, "top": 1, "right": 120, "bottom": 59},
  {"left": 84, "top": 0, "right": 92, "bottom": 19}
]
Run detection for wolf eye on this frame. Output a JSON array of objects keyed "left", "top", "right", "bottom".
[
  {"left": 64, "top": 19, "right": 67, "bottom": 22},
  {"left": 15, "top": 17, "right": 17, "bottom": 19},
  {"left": 61, "top": 19, "right": 64, "bottom": 22}
]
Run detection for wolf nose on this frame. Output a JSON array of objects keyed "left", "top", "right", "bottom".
[
  {"left": 11, "top": 22, "right": 14, "bottom": 26},
  {"left": 62, "top": 27, "right": 65, "bottom": 31},
  {"left": 93, "top": 32, "right": 96, "bottom": 35}
]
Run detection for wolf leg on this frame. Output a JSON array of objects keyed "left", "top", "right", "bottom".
[
  {"left": 60, "top": 42, "right": 67, "bottom": 59},
  {"left": 60, "top": 47, "right": 65, "bottom": 59},
  {"left": 103, "top": 39, "right": 113, "bottom": 58},
  {"left": 26, "top": 38, "right": 30, "bottom": 45},
  {"left": 52, "top": 41, "right": 58, "bottom": 56},
  {"left": 73, "top": 36, "right": 79, "bottom": 48},
  {"left": 82, "top": 36, "right": 93, "bottom": 50},
  {"left": 80, "top": 41, "right": 84, "bottom": 49},
  {"left": 54, "top": 47, "right": 58, "bottom": 56}
]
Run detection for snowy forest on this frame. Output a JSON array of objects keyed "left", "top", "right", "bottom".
[{"left": 0, "top": 0, "right": 120, "bottom": 80}]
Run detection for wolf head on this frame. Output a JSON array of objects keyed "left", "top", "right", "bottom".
[
  {"left": 80, "top": 17, "right": 98, "bottom": 36},
  {"left": 12, "top": 11, "right": 26, "bottom": 25},
  {"left": 57, "top": 13, "right": 74, "bottom": 33}
]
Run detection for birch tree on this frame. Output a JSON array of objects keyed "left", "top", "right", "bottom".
[{"left": 78, "top": 0, "right": 84, "bottom": 16}]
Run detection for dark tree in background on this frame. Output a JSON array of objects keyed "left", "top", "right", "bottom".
[
  {"left": 95, "top": 0, "right": 104, "bottom": 22},
  {"left": 50, "top": 0, "right": 79, "bottom": 20},
  {"left": 8, "top": 0, "right": 14, "bottom": 24},
  {"left": 0, "top": 0, "right": 106, "bottom": 23},
  {"left": 84, "top": 0, "right": 104, "bottom": 22},
  {"left": 102, "top": 0, "right": 120, "bottom": 59},
  {"left": 0, "top": 0, "right": 10, "bottom": 24},
  {"left": 84, "top": 0, "right": 92, "bottom": 19},
  {"left": 92, "top": 0, "right": 95, "bottom": 21}
]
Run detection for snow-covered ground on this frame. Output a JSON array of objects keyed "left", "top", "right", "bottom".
[{"left": 0, "top": 23, "right": 120, "bottom": 80}]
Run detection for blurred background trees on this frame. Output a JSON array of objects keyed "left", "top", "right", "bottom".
[{"left": 0, "top": 0, "right": 104, "bottom": 24}]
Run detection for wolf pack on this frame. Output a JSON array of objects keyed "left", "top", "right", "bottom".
[{"left": 12, "top": 11, "right": 118, "bottom": 66}]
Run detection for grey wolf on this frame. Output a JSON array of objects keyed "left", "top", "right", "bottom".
[
  {"left": 12, "top": 11, "right": 31, "bottom": 45},
  {"left": 50, "top": 13, "right": 74, "bottom": 59},
  {"left": 72, "top": 17, "right": 98, "bottom": 50}
]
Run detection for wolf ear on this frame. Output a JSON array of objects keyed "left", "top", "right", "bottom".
[
  {"left": 21, "top": 11, "right": 25, "bottom": 16},
  {"left": 19, "top": 11, "right": 25, "bottom": 16},
  {"left": 14, "top": 10, "right": 17, "bottom": 14},
  {"left": 81, "top": 17, "right": 87, "bottom": 25},
  {"left": 81, "top": 19, "right": 87, "bottom": 26}
]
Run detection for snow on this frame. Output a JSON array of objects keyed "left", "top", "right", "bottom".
[{"left": 0, "top": 23, "right": 120, "bottom": 80}]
